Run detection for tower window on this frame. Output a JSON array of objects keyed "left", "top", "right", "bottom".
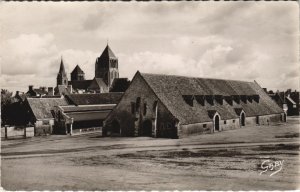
[{"left": 111, "top": 59, "right": 117, "bottom": 68}]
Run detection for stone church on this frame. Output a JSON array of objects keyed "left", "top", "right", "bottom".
[{"left": 55, "top": 45, "right": 130, "bottom": 95}]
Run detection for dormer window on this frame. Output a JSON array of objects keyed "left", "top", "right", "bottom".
[
  {"left": 215, "top": 95, "right": 223, "bottom": 105},
  {"left": 225, "top": 96, "right": 233, "bottom": 105},
  {"left": 253, "top": 95, "right": 260, "bottom": 103},
  {"left": 195, "top": 95, "right": 205, "bottom": 106},
  {"left": 206, "top": 95, "right": 214, "bottom": 105},
  {"left": 182, "top": 95, "right": 194, "bottom": 107},
  {"left": 240, "top": 95, "right": 247, "bottom": 103},
  {"left": 247, "top": 95, "right": 253, "bottom": 103},
  {"left": 232, "top": 95, "right": 240, "bottom": 104}
]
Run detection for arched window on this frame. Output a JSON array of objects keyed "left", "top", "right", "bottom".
[
  {"left": 143, "top": 102, "right": 147, "bottom": 115},
  {"left": 214, "top": 114, "right": 220, "bottom": 131},
  {"left": 136, "top": 97, "right": 141, "bottom": 112},
  {"left": 131, "top": 102, "right": 135, "bottom": 114},
  {"left": 240, "top": 112, "right": 246, "bottom": 126},
  {"left": 111, "top": 120, "right": 120, "bottom": 134},
  {"left": 153, "top": 100, "right": 158, "bottom": 112}
]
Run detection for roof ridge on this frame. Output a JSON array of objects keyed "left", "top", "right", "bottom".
[{"left": 139, "top": 72, "right": 254, "bottom": 83}]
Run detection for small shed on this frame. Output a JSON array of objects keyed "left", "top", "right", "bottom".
[{"left": 25, "top": 97, "right": 68, "bottom": 136}]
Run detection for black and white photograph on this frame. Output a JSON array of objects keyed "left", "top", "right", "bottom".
[{"left": 0, "top": 1, "right": 299, "bottom": 191}]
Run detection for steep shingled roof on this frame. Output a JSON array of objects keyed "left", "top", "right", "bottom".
[
  {"left": 58, "top": 57, "right": 66, "bottom": 74},
  {"left": 139, "top": 72, "right": 283, "bottom": 125},
  {"left": 68, "top": 80, "right": 93, "bottom": 90},
  {"left": 26, "top": 97, "right": 68, "bottom": 120},
  {"left": 100, "top": 45, "right": 117, "bottom": 58},
  {"left": 71, "top": 65, "right": 84, "bottom": 75},
  {"left": 65, "top": 93, "right": 123, "bottom": 105},
  {"left": 88, "top": 78, "right": 108, "bottom": 90},
  {"left": 110, "top": 78, "right": 131, "bottom": 92},
  {"left": 60, "top": 104, "right": 116, "bottom": 113}
]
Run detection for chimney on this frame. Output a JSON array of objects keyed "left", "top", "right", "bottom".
[
  {"left": 40, "top": 86, "right": 47, "bottom": 92},
  {"left": 48, "top": 87, "right": 54, "bottom": 96},
  {"left": 16, "top": 91, "right": 19, "bottom": 96},
  {"left": 29, "top": 85, "right": 33, "bottom": 91},
  {"left": 67, "top": 85, "right": 73, "bottom": 93},
  {"left": 263, "top": 88, "right": 267, "bottom": 93}
]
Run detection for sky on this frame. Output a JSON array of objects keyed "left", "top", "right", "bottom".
[{"left": 0, "top": 2, "right": 299, "bottom": 93}]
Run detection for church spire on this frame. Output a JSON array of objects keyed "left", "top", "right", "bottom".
[
  {"left": 58, "top": 56, "right": 66, "bottom": 74},
  {"left": 57, "top": 56, "right": 68, "bottom": 86}
]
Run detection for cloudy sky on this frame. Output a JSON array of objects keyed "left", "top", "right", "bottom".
[{"left": 1, "top": 2, "right": 299, "bottom": 93}]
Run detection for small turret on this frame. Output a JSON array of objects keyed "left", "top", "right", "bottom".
[{"left": 71, "top": 65, "right": 85, "bottom": 81}]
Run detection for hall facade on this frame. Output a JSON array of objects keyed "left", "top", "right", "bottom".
[{"left": 103, "top": 71, "right": 285, "bottom": 138}]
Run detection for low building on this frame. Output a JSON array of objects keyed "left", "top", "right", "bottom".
[
  {"left": 65, "top": 93, "right": 123, "bottom": 105},
  {"left": 103, "top": 71, "right": 285, "bottom": 138},
  {"left": 53, "top": 104, "right": 116, "bottom": 134},
  {"left": 26, "top": 85, "right": 55, "bottom": 97},
  {"left": 268, "top": 89, "right": 299, "bottom": 116},
  {"left": 53, "top": 93, "right": 123, "bottom": 134},
  {"left": 24, "top": 97, "right": 68, "bottom": 136}
]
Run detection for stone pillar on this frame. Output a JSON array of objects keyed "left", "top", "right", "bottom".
[
  {"left": 70, "top": 123, "right": 73, "bottom": 136},
  {"left": 24, "top": 127, "right": 26, "bottom": 138},
  {"left": 175, "top": 121, "right": 180, "bottom": 139},
  {"left": 65, "top": 123, "right": 68, "bottom": 135},
  {"left": 5, "top": 125, "right": 7, "bottom": 139},
  {"left": 153, "top": 101, "right": 158, "bottom": 138},
  {"left": 134, "top": 119, "right": 139, "bottom": 136},
  {"left": 34, "top": 123, "right": 37, "bottom": 136}
]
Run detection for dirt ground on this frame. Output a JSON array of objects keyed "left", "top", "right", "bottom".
[{"left": 1, "top": 117, "right": 300, "bottom": 190}]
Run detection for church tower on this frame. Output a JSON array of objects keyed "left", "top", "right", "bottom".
[
  {"left": 57, "top": 57, "right": 68, "bottom": 86},
  {"left": 71, "top": 65, "right": 85, "bottom": 81},
  {"left": 95, "top": 45, "right": 119, "bottom": 88}
]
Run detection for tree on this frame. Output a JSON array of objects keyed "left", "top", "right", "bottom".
[{"left": 1, "top": 89, "right": 13, "bottom": 126}]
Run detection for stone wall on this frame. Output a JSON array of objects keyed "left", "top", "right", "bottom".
[
  {"left": 178, "top": 113, "right": 283, "bottom": 138},
  {"left": 104, "top": 74, "right": 177, "bottom": 138},
  {"left": 220, "top": 118, "right": 241, "bottom": 131},
  {"left": 34, "top": 119, "right": 54, "bottom": 136},
  {"left": 245, "top": 116, "right": 257, "bottom": 126},
  {"left": 1, "top": 126, "right": 34, "bottom": 138},
  {"left": 179, "top": 122, "right": 213, "bottom": 137}
]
